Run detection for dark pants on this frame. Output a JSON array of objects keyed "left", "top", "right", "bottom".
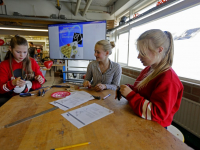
[{"left": 0, "top": 93, "right": 11, "bottom": 107}]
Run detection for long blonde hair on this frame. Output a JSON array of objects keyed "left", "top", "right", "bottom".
[
  {"left": 96, "top": 40, "right": 115, "bottom": 55},
  {"left": 5, "top": 35, "right": 34, "bottom": 80},
  {"left": 136, "top": 29, "right": 174, "bottom": 89}
]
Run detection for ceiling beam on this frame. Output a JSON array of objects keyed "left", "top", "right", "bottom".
[
  {"left": 75, "top": 0, "right": 81, "bottom": 16},
  {"left": 82, "top": 0, "right": 93, "bottom": 16},
  {"left": 0, "top": 18, "right": 61, "bottom": 25}
]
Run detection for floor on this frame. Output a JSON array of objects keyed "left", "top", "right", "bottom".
[{"left": 42, "top": 69, "right": 63, "bottom": 87}]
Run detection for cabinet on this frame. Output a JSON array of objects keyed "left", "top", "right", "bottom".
[
  {"left": 62, "top": 60, "right": 90, "bottom": 83},
  {"left": 0, "top": 45, "right": 9, "bottom": 61}
]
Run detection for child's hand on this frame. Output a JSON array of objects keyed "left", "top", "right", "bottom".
[
  {"left": 12, "top": 77, "right": 26, "bottom": 87},
  {"left": 94, "top": 83, "right": 106, "bottom": 92},
  {"left": 83, "top": 81, "right": 91, "bottom": 88},
  {"left": 119, "top": 85, "right": 132, "bottom": 97},
  {"left": 35, "top": 75, "right": 44, "bottom": 84}
]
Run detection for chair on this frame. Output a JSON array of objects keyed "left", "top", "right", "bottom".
[{"left": 167, "top": 125, "right": 184, "bottom": 142}]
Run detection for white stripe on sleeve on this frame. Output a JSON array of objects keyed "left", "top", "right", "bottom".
[
  {"left": 3, "top": 84, "right": 10, "bottom": 91},
  {"left": 141, "top": 99, "right": 152, "bottom": 120}
]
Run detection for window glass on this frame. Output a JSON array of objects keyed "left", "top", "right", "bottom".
[
  {"left": 118, "top": 32, "right": 129, "bottom": 64},
  {"left": 128, "top": 4, "right": 200, "bottom": 81}
]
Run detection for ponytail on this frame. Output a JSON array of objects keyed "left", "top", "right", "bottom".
[{"left": 136, "top": 29, "right": 174, "bottom": 90}]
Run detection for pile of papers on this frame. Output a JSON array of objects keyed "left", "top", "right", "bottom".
[{"left": 50, "top": 91, "right": 113, "bottom": 128}]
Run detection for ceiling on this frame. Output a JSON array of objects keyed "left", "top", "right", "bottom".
[
  {"left": 0, "top": 0, "right": 119, "bottom": 29},
  {"left": 56, "top": 0, "right": 118, "bottom": 7},
  {"left": 0, "top": 0, "right": 156, "bottom": 34}
]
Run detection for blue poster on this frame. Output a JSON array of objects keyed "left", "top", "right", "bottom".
[
  {"left": 59, "top": 25, "right": 83, "bottom": 59},
  {"left": 59, "top": 25, "right": 83, "bottom": 47}
]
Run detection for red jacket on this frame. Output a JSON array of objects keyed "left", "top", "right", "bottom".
[
  {"left": 126, "top": 66, "right": 183, "bottom": 127},
  {"left": 0, "top": 58, "right": 45, "bottom": 94}
]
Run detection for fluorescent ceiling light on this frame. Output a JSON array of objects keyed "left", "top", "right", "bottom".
[{"left": 0, "top": 27, "right": 48, "bottom": 32}]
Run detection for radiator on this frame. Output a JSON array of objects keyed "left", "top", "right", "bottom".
[
  {"left": 120, "top": 74, "right": 136, "bottom": 85},
  {"left": 174, "top": 97, "right": 200, "bottom": 138},
  {"left": 121, "top": 74, "right": 200, "bottom": 138}
]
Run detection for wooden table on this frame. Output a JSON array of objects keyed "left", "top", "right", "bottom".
[{"left": 0, "top": 84, "right": 192, "bottom": 150}]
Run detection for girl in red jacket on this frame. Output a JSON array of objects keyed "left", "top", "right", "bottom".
[
  {"left": 0, "top": 35, "right": 45, "bottom": 106},
  {"left": 117, "top": 29, "right": 183, "bottom": 128}
]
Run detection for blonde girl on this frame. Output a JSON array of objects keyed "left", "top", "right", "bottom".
[
  {"left": 83, "top": 40, "right": 121, "bottom": 91},
  {"left": 118, "top": 29, "right": 183, "bottom": 128}
]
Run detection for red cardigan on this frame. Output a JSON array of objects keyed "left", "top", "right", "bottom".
[
  {"left": 0, "top": 58, "right": 45, "bottom": 94},
  {"left": 126, "top": 66, "right": 183, "bottom": 127}
]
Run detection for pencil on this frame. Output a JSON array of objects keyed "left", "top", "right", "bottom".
[{"left": 51, "top": 142, "right": 91, "bottom": 150}]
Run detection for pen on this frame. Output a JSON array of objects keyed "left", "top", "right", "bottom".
[
  {"left": 117, "top": 87, "right": 121, "bottom": 101},
  {"left": 51, "top": 142, "right": 91, "bottom": 150},
  {"left": 19, "top": 93, "right": 34, "bottom": 97},
  {"left": 38, "top": 90, "right": 41, "bottom": 96},
  {"left": 51, "top": 85, "right": 70, "bottom": 88},
  {"left": 92, "top": 95, "right": 101, "bottom": 100},
  {"left": 78, "top": 86, "right": 91, "bottom": 89},
  {"left": 41, "top": 89, "right": 45, "bottom": 97},
  {"left": 103, "top": 94, "right": 111, "bottom": 100}
]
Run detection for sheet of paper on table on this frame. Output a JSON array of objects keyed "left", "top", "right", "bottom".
[
  {"left": 50, "top": 91, "right": 94, "bottom": 111},
  {"left": 62, "top": 103, "right": 113, "bottom": 129}
]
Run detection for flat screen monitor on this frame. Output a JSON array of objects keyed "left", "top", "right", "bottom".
[{"left": 48, "top": 20, "right": 106, "bottom": 60}]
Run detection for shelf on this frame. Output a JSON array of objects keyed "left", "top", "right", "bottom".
[
  {"left": 63, "top": 70, "right": 86, "bottom": 74},
  {"left": 64, "top": 79, "right": 84, "bottom": 83}
]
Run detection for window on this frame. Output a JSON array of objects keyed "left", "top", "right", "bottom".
[
  {"left": 128, "top": 4, "right": 200, "bottom": 81},
  {"left": 118, "top": 32, "right": 129, "bottom": 64}
]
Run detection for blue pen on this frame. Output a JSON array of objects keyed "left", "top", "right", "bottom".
[
  {"left": 41, "top": 89, "right": 45, "bottom": 97},
  {"left": 20, "top": 93, "right": 34, "bottom": 97},
  {"left": 103, "top": 94, "right": 111, "bottom": 100}
]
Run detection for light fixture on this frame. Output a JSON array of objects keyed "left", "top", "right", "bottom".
[{"left": 0, "top": 27, "right": 48, "bottom": 32}]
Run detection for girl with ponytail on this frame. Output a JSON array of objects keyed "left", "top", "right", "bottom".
[
  {"left": 117, "top": 29, "right": 183, "bottom": 128},
  {"left": 83, "top": 40, "right": 121, "bottom": 91}
]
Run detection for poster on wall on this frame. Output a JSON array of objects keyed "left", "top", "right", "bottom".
[
  {"left": 59, "top": 25, "right": 83, "bottom": 59},
  {"left": 48, "top": 21, "right": 106, "bottom": 60}
]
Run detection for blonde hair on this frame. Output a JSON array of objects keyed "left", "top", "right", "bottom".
[
  {"left": 5, "top": 35, "right": 34, "bottom": 80},
  {"left": 96, "top": 40, "right": 115, "bottom": 55},
  {"left": 136, "top": 29, "right": 174, "bottom": 89}
]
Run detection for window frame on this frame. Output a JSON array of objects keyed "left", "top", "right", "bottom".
[
  {"left": 113, "top": 0, "right": 200, "bottom": 84},
  {"left": 117, "top": 30, "right": 130, "bottom": 66}
]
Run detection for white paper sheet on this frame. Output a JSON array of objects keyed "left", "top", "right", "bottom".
[
  {"left": 62, "top": 103, "right": 113, "bottom": 128},
  {"left": 50, "top": 91, "right": 94, "bottom": 111}
]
